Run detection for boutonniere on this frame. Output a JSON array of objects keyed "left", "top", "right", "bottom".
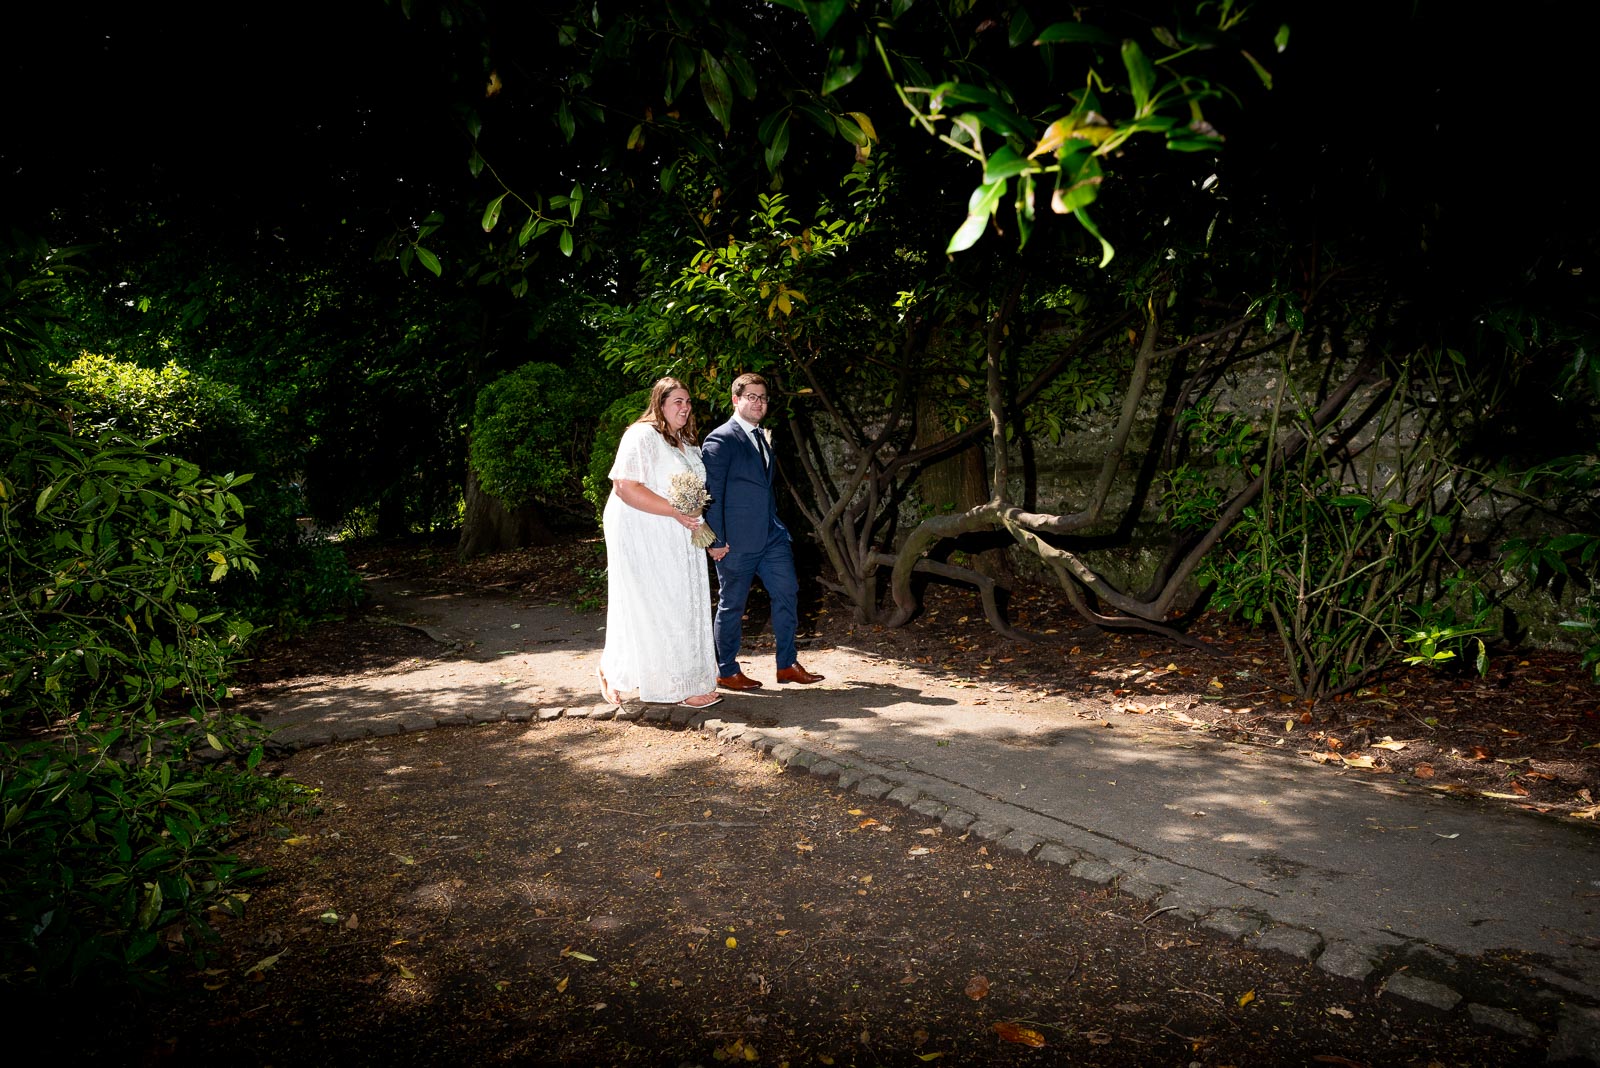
[{"left": 762, "top": 428, "right": 773, "bottom": 446}]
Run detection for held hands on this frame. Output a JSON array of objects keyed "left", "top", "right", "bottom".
[{"left": 708, "top": 545, "right": 730, "bottom": 561}]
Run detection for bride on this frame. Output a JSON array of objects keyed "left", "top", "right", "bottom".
[{"left": 597, "top": 378, "right": 723, "bottom": 709}]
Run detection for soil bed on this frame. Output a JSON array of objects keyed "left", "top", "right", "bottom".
[{"left": 92, "top": 720, "right": 1552, "bottom": 1065}]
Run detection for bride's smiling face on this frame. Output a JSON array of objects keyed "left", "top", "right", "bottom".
[{"left": 663, "top": 388, "right": 693, "bottom": 430}]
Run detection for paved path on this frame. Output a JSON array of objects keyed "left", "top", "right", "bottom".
[{"left": 243, "top": 577, "right": 1600, "bottom": 1062}]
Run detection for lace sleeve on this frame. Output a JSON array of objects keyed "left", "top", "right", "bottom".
[{"left": 609, "top": 424, "right": 656, "bottom": 484}]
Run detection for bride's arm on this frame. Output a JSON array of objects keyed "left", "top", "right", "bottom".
[{"left": 613, "top": 479, "right": 701, "bottom": 530}]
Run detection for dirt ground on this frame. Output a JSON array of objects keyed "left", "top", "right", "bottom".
[{"left": 75, "top": 534, "right": 1600, "bottom": 1066}]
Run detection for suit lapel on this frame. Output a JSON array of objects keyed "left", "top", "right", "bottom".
[{"left": 733, "top": 419, "right": 773, "bottom": 483}]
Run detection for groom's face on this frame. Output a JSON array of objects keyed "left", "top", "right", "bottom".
[{"left": 732, "top": 385, "right": 769, "bottom": 426}]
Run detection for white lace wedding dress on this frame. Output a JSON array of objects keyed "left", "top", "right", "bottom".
[{"left": 599, "top": 423, "right": 718, "bottom": 703}]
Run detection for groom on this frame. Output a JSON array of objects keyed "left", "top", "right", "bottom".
[{"left": 701, "top": 373, "right": 824, "bottom": 690}]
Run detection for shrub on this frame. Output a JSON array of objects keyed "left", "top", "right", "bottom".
[
  {"left": 58, "top": 353, "right": 363, "bottom": 635},
  {"left": 57, "top": 353, "right": 260, "bottom": 475},
  {"left": 469, "top": 362, "right": 606, "bottom": 509},
  {"left": 0, "top": 399, "right": 286, "bottom": 985}
]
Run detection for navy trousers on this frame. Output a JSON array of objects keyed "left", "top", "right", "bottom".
[{"left": 713, "top": 522, "right": 799, "bottom": 676}]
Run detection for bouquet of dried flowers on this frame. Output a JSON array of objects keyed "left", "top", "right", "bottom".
[{"left": 667, "top": 471, "right": 717, "bottom": 549}]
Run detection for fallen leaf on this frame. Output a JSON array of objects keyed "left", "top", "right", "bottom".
[
  {"left": 917, "top": 828, "right": 940, "bottom": 836},
  {"left": 1370, "top": 737, "right": 1409, "bottom": 750},
  {"left": 908, "top": 847, "right": 932, "bottom": 856},
  {"left": 555, "top": 975, "right": 569, "bottom": 992},
  {"left": 965, "top": 975, "right": 990, "bottom": 1000},
  {"left": 397, "top": 964, "right": 416, "bottom": 979},
  {"left": 1469, "top": 746, "right": 1491, "bottom": 761},
  {"left": 990, "top": 1021, "right": 1045, "bottom": 1047},
  {"left": 915, "top": 1053, "right": 946, "bottom": 1061},
  {"left": 561, "top": 948, "right": 598, "bottom": 962},
  {"left": 725, "top": 936, "right": 737, "bottom": 949},
  {"left": 1238, "top": 989, "right": 1256, "bottom": 1006},
  {"left": 283, "top": 836, "right": 310, "bottom": 846},
  {"left": 1340, "top": 754, "right": 1379, "bottom": 769},
  {"left": 1325, "top": 1005, "right": 1355, "bottom": 1019},
  {"left": 1413, "top": 764, "right": 1435, "bottom": 779},
  {"left": 245, "top": 950, "right": 283, "bottom": 976}
]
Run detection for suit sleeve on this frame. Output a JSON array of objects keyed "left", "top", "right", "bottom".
[{"left": 702, "top": 429, "right": 729, "bottom": 549}]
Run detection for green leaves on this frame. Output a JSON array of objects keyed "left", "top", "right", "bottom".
[
  {"left": 947, "top": 179, "right": 1006, "bottom": 254},
  {"left": 1121, "top": 40, "right": 1157, "bottom": 117},
  {"left": 481, "top": 192, "right": 508, "bottom": 232},
  {"left": 1034, "top": 22, "right": 1116, "bottom": 46},
  {"left": 700, "top": 49, "right": 733, "bottom": 134},
  {"left": 0, "top": 396, "right": 286, "bottom": 985},
  {"left": 760, "top": 110, "right": 792, "bottom": 172},
  {"left": 769, "top": 0, "right": 848, "bottom": 39}
]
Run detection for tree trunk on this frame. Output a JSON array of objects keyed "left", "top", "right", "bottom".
[
  {"left": 457, "top": 464, "right": 555, "bottom": 559},
  {"left": 915, "top": 393, "right": 1014, "bottom": 588}
]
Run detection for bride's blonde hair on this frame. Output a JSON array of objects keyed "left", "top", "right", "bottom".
[{"left": 636, "top": 377, "right": 698, "bottom": 447}]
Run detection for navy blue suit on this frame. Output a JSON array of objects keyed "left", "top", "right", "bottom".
[{"left": 701, "top": 416, "right": 800, "bottom": 675}]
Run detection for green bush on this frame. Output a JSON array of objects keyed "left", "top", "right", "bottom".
[
  {"left": 0, "top": 399, "right": 288, "bottom": 985},
  {"left": 0, "top": 739, "right": 307, "bottom": 985},
  {"left": 58, "top": 353, "right": 363, "bottom": 635},
  {"left": 57, "top": 353, "right": 260, "bottom": 475},
  {"left": 582, "top": 390, "right": 651, "bottom": 522},
  {"left": 469, "top": 362, "right": 608, "bottom": 509}
]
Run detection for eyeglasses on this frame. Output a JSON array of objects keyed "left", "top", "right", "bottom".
[{"left": 741, "top": 393, "right": 770, "bottom": 404}]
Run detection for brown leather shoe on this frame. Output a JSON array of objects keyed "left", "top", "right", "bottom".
[
  {"left": 775, "top": 663, "right": 825, "bottom": 684},
  {"left": 717, "top": 672, "right": 764, "bottom": 691}
]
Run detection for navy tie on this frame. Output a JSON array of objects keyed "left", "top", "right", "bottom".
[{"left": 752, "top": 429, "right": 770, "bottom": 468}]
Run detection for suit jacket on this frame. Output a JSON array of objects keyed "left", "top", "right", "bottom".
[{"left": 702, "top": 417, "right": 789, "bottom": 553}]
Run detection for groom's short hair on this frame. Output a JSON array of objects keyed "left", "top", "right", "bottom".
[{"left": 732, "top": 372, "right": 768, "bottom": 397}]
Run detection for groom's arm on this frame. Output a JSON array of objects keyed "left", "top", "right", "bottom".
[{"left": 702, "top": 430, "right": 729, "bottom": 550}]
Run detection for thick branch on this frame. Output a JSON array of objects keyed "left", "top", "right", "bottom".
[{"left": 868, "top": 552, "right": 1035, "bottom": 642}]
